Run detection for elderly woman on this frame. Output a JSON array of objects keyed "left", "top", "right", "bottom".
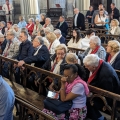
[
  {"left": 40, "top": 13, "right": 46, "bottom": 25},
  {"left": 37, "top": 30, "right": 49, "bottom": 48},
  {"left": 46, "top": 32, "right": 60, "bottom": 55},
  {"left": 83, "top": 54, "right": 120, "bottom": 120},
  {"left": 43, "top": 64, "right": 89, "bottom": 119},
  {"left": 18, "top": 16, "right": 27, "bottom": 28},
  {"left": 49, "top": 52, "right": 81, "bottom": 92},
  {"left": 40, "top": 44, "right": 67, "bottom": 94},
  {"left": 26, "top": 18, "right": 34, "bottom": 35},
  {"left": 67, "top": 28, "right": 82, "bottom": 48},
  {"left": 32, "top": 18, "right": 42, "bottom": 36},
  {"left": 106, "top": 40, "right": 120, "bottom": 70},
  {"left": 108, "top": 19, "right": 120, "bottom": 35},
  {"left": 0, "top": 21, "right": 6, "bottom": 35},
  {"left": 42, "top": 44, "right": 67, "bottom": 74},
  {"left": 44, "top": 27, "right": 51, "bottom": 35},
  {"left": 12, "top": 24, "right": 21, "bottom": 38},
  {"left": 81, "top": 36, "right": 106, "bottom": 60},
  {"left": 79, "top": 29, "right": 95, "bottom": 50},
  {"left": 42, "top": 18, "right": 54, "bottom": 31},
  {"left": 94, "top": 9, "right": 107, "bottom": 29}
]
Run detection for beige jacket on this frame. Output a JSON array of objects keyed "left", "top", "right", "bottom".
[
  {"left": 109, "top": 26, "right": 120, "bottom": 35},
  {"left": 2, "top": 37, "right": 20, "bottom": 59}
]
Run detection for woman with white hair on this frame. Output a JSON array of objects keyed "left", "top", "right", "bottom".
[
  {"left": 44, "top": 27, "right": 51, "bottom": 35},
  {"left": 80, "top": 36, "right": 106, "bottom": 60},
  {"left": 106, "top": 40, "right": 120, "bottom": 70},
  {"left": 32, "top": 18, "right": 42, "bottom": 36},
  {"left": 108, "top": 19, "right": 120, "bottom": 35},
  {"left": 42, "top": 18, "right": 54, "bottom": 31},
  {"left": 26, "top": 18, "right": 34, "bottom": 35},
  {"left": 12, "top": 24, "right": 21, "bottom": 38},
  {"left": 83, "top": 54, "right": 120, "bottom": 120}
]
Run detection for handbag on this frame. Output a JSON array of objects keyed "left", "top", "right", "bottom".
[{"left": 44, "top": 98, "right": 73, "bottom": 115}]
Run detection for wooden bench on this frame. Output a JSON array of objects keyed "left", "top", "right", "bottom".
[
  {"left": 0, "top": 55, "right": 61, "bottom": 120},
  {"left": 1, "top": 56, "right": 120, "bottom": 120}
]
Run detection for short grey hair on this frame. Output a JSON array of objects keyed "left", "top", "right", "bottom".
[
  {"left": 54, "top": 29, "right": 61, "bottom": 35},
  {"left": 1, "top": 21, "right": 6, "bottom": 26},
  {"left": 90, "top": 36, "right": 101, "bottom": 46},
  {"left": 29, "top": 18, "right": 34, "bottom": 22},
  {"left": 46, "top": 17, "right": 51, "bottom": 22},
  {"left": 44, "top": 27, "right": 51, "bottom": 33},
  {"left": 83, "top": 54, "right": 100, "bottom": 67},
  {"left": 36, "top": 36, "right": 44, "bottom": 45},
  {"left": 65, "top": 53, "right": 78, "bottom": 62},
  {"left": 35, "top": 18, "right": 40, "bottom": 22},
  {"left": 13, "top": 24, "right": 19, "bottom": 28},
  {"left": 21, "top": 30, "right": 28, "bottom": 37},
  {"left": 7, "top": 30, "right": 15, "bottom": 36}
]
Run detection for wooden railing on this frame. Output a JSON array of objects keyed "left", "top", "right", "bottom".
[{"left": 1, "top": 56, "right": 120, "bottom": 120}]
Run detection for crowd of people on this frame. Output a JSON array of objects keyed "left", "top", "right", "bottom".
[{"left": 0, "top": 0, "right": 120, "bottom": 120}]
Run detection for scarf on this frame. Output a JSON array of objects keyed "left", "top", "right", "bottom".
[
  {"left": 65, "top": 76, "right": 89, "bottom": 95},
  {"left": 87, "top": 59, "right": 103, "bottom": 84},
  {"left": 107, "top": 54, "right": 111, "bottom": 63},
  {"left": 7, "top": 4, "right": 10, "bottom": 11},
  {"left": 91, "top": 46, "right": 100, "bottom": 54}
]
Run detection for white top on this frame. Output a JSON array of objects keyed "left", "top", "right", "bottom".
[
  {"left": 67, "top": 38, "right": 82, "bottom": 48},
  {"left": 109, "top": 52, "right": 120, "bottom": 65},
  {"left": 49, "top": 39, "right": 60, "bottom": 55},
  {"left": 110, "top": 27, "right": 117, "bottom": 35},
  {"left": 79, "top": 36, "right": 90, "bottom": 50},
  {"left": 96, "top": 15, "right": 106, "bottom": 26},
  {"left": 71, "top": 83, "right": 86, "bottom": 108},
  {"left": 74, "top": 14, "right": 78, "bottom": 26}
]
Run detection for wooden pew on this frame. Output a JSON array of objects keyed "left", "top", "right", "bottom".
[
  {"left": 0, "top": 55, "right": 61, "bottom": 119},
  {"left": 1, "top": 55, "right": 120, "bottom": 120}
]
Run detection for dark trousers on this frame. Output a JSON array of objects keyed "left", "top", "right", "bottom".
[
  {"left": 14, "top": 67, "right": 21, "bottom": 84},
  {"left": 2, "top": 61, "right": 10, "bottom": 79}
]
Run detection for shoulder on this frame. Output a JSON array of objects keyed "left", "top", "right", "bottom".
[
  {"left": 72, "top": 83, "right": 84, "bottom": 94},
  {"left": 99, "top": 46, "right": 105, "bottom": 51},
  {"left": 116, "top": 52, "right": 120, "bottom": 59},
  {"left": 41, "top": 45, "right": 48, "bottom": 50}
]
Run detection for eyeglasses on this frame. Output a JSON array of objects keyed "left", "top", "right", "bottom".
[{"left": 56, "top": 52, "right": 65, "bottom": 56}]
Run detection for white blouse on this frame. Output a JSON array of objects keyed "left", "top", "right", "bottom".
[
  {"left": 96, "top": 15, "right": 106, "bottom": 26},
  {"left": 67, "top": 38, "right": 82, "bottom": 48}
]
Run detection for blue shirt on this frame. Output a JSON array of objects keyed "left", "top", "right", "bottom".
[
  {"left": 0, "top": 76, "right": 15, "bottom": 120},
  {"left": 18, "top": 20, "right": 27, "bottom": 28}
]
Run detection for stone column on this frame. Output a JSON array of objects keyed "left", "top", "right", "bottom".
[{"left": 66, "top": 0, "right": 75, "bottom": 17}]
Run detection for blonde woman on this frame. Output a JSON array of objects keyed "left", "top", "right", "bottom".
[
  {"left": 106, "top": 40, "right": 120, "bottom": 70},
  {"left": 46, "top": 32, "right": 60, "bottom": 55},
  {"left": 109, "top": 19, "right": 120, "bottom": 35}
]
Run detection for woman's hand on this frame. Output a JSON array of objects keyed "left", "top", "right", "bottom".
[{"left": 61, "top": 77, "right": 68, "bottom": 85}]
